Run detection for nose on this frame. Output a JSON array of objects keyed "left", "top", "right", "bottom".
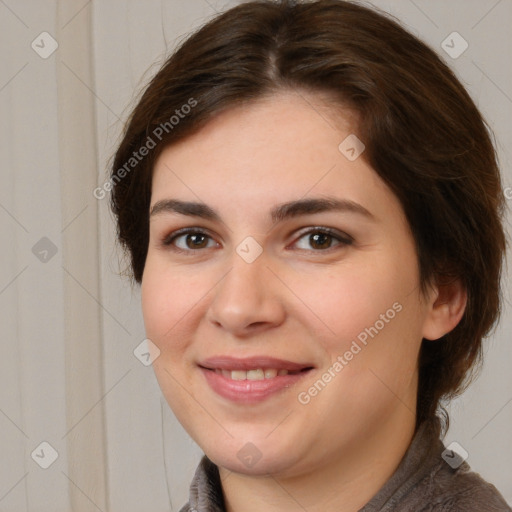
[{"left": 206, "top": 249, "right": 286, "bottom": 336}]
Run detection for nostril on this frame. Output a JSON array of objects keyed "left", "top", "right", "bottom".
[{"left": 248, "top": 321, "right": 268, "bottom": 329}]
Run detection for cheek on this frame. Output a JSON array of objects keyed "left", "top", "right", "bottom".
[
  {"left": 141, "top": 260, "right": 192, "bottom": 351},
  {"left": 290, "top": 249, "right": 423, "bottom": 404},
  {"left": 290, "top": 253, "right": 417, "bottom": 348},
  {"left": 328, "top": 269, "right": 423, "bottom": 404},
  {"left": 141, "top": 261, "right": 200, "bottom": 418}
]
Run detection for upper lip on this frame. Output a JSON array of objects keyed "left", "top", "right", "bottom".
[{"left": 199, "top": 356, "right": 314, "bottom": 372}]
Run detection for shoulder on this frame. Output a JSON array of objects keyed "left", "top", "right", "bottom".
[
  {"left": 360, "top": 417, "right": 510, "bottom": 512},
  {"left": 418, "top": 458, "right": 511, "bottom": 512}
]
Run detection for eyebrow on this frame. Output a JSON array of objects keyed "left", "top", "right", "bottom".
[{"left": 149, "top": 196, "right": 375, "bottom": 224}]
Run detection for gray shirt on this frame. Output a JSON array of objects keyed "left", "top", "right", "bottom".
[{"left": 179, "top": 416, "right": 511, "bottom": 511}]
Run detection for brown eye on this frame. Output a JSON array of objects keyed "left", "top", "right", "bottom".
[
  {"left": 293, "top": 228, "right": 353, "bottom": 251},
  {"left": 309, "top": 232, "right": 332, "bottom": 250},
  {"left": 163, "top": 229, "right": 218, "bottom": 251},
  {"left": 184, "top": 233, "right": 209, "bottom": 249}
]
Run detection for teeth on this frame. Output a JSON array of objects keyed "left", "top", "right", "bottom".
[
  {"left": 264, "top": 368, "right": 278, "bottom": 379},
  {"left": 214, "top": 368, "right": 290, "bottom": 380},
  {"left": 247, "top": 369, "right": 265, "bottom": 380}
]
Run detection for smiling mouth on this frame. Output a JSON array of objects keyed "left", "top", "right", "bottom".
[
  {"left": 198, "top": 356, "right": 315, "bottom": 402},
  {"left": 202, "top": 367, "right": 313, "bottom": 381},
  {"left": 199, "top": 364, "right": 314, "bottom": 403}
]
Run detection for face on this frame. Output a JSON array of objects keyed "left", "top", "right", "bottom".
[{"left": 142, "top": 92, "right": 435, "bottom": 478}]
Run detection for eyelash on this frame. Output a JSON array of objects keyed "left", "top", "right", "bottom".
[{"left": 161, "top": 226, "right": 353, "bottom": 254}]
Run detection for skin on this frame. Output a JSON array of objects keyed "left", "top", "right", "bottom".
[{"left": 141, "top": 91, "right": 466, "bottom": 512}]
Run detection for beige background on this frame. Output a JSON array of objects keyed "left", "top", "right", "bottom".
[{"left": 0, "top": 0, "right": 511, "bottom": 510}]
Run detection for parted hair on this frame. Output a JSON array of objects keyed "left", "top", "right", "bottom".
[{"left": 110, "top": 0, "right": 507, "bottom": 432}]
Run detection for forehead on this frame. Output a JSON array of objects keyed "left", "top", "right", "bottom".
[{"left": 150, "top": 91, "right": 398, "bottom": 225}]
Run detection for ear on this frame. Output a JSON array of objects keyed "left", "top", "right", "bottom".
[{"left": 421, "top": 276, "right": 467, "bottom": 341}]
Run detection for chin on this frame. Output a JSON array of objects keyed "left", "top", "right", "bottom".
[
  {"left": 213, "top": 452, "right": 299, "bottom": 477},
  {"left": 203, "top": 435, "right": 308, "bottom": 478}
]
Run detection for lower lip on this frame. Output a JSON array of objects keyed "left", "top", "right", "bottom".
[{"left": 200, "top": 367, "right": 313, "bottom": 404}]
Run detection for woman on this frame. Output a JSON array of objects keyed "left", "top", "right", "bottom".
[{"left": 110, "top": 0, "right": 510, "bottom": 510}]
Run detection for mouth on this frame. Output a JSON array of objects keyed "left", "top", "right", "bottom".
[
  {"left": 199, "top": 355, "right": 314, "bottom": 377},
  {"left": 198, "top": 356, "right": 315, "bottom": 403},
  {"left": 200, "top": 367, "right": 312, "bottom": 380}
]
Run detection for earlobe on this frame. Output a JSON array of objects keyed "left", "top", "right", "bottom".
[{"left": 421, "top": 277, "right": 467, "bottom": 341}]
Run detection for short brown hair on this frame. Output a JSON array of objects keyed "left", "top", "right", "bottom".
[{"left": 110, "top": 0, "right": 507, "bottom": 432}]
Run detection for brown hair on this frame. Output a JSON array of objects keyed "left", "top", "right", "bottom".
[{"left": 110, "top": 0, "right": 507, "bottom": 432}]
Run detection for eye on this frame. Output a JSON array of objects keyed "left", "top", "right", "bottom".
[
  {"left": 291, "top": 227, "right": 353, "bottom": 251},
  {"left": 162, "top": 229, "right": 218, "bottom": 251},
  {"left": 161, "top": 226, "right": 352, "bottom": 254}
]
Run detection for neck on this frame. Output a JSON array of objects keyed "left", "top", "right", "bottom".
[{"left": 219, "top": 408, "right": 416, "bottom": 512}]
